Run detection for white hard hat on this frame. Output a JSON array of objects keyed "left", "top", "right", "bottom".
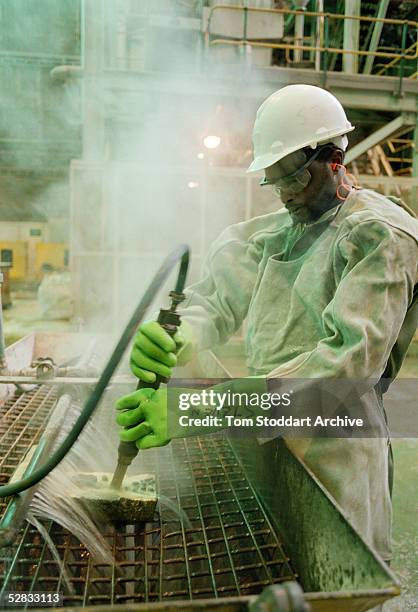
[{"left": 247, "top": 84, "right": 354, "bottom": 173}]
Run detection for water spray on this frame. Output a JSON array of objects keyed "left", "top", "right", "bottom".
[{"left": 0, "top": 245, "right": 190, "bottom": 508}]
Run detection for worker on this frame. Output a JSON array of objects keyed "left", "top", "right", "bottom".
[{"left": 116, "top": 85, "right": 418, "bottom": 571}]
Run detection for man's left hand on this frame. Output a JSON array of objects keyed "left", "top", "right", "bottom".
[{"left": 116, "top": 387, "right": 170, "bottom": 450}]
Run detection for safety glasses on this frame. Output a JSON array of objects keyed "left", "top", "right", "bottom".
[{"left": 260, "top": 145, "right": 334, "bottom": 195}]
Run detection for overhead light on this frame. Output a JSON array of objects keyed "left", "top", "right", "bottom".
[
  {"left": 188, "top": 181, "right": 199, "bottom": 189},
  {"left": 203, "top": 135, "right": 221, "bottom": 149},
  {"left": 197, "top": 152, "right": 205, "bottom": 159}
]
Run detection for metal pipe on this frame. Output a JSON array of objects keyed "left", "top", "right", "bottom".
[
  {"left": 209, "top": 38, "right": 418, "bottom": 61},
  {"left": 363, "top": 0, "right": 390, "bottom": 75},
  {"left": 206, "top": 4, "right": 418, "bottom": 28},
  {"left": 315, "top": 0, "right": 324, "bottom": 72},
  {"left": 293, "top": 1, "right": 309, "bottom": 63},
  {"left": 342, "top": 0, "right": 360, "bottom": 74},
  {"left": 396, "top": 22, "right": 409, "bottom": 98},
  {"left": 376, "top": 40, "right": 418, "bottom": 75},
  {"left": 82, "top": 0, "right": 105, "bottom": 161},
  {"left": 322, "top": 13, "right": 329, "bottom": 87},
  {"left": 206, "top": 5, "right": 418, "bottom": 64},
  {"left": 0, "top": 363, "right": 97, "bottom": 382},
  {"left": 0, "top": 375, "right": 132, "bottom": 385},
  {"left": 0, "top": 50, "right": 79, "bottom": 61},
  {"left": 49, "top": 65, "right": 83, "bottom": 81},
  {"left": 294, "top": 15, "right": 304, "bottom": 62}
]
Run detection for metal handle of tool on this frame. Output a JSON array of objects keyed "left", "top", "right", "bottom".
[
  {"left": 0, "top": 245, "right": 190, "bottom": 499},
  {"left": 114, "top": 305, "right": 183, "bottom": 487}
]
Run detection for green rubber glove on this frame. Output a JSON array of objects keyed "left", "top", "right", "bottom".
[
  {"left": 175, "top": 320, "right": 195, "bottom": 366},
  {"left": 116, "top": 387, "right": 171, "bottom": 450},
  {"left": 115, "top": 385, "right": 213, "bottom": 450},
  {"left": 130, "top": 320, "right": 194, "bottom": 383},
  {"left": 115, "top": 377, "right": 268, "bottom": 450},
  {"left": 130, "top": 321, "right": 178, "bottom": 383}
]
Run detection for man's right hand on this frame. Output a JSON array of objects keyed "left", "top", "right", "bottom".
[{"left": 130, "top": 321, "right": 179, "bottom": 383}]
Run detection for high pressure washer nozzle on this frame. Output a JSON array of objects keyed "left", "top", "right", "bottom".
[
  {"left": 111, "top": 282, "right": 187, "bottom": 492},
  {"left": 168, "top": 290, "right": 185, "bottom": 310},
  {"left": 110, "top": 441, "right": 139, "bottom": 491}
]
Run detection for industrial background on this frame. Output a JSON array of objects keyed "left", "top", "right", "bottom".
[{"left": 0, "top": 1, "right": 417, "bottom": 611}]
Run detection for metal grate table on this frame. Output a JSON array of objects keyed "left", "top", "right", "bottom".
[
  {"left": 0, "top": 389, "right": 295, "bottom": 607},
  {"left": 0, "top": 387, "right": 58, "bottom": 515}
]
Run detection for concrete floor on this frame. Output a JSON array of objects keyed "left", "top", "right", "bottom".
[{"left": 3, "top": 295, "right": 418, "bottom": 610}]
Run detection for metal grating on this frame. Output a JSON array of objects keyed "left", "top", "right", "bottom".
[
  {"left": 0, "top": 387, "right": 58, "bottom": 515},
  {"left": 0, "top": 390, "right": 296, "bottom": 608}
]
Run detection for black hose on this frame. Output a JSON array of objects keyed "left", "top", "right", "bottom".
[
  {"left": 175, "top": 249, "right": 189, "bottom": 295},
  {"left": 0, "top": 245, "right": 190, "bottom": 498}
]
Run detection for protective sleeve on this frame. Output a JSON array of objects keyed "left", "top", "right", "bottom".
[
  {"left": 267, "top": 220, "right": 418, "bottom": 382},
  {"left": 179, "top": 226, "right": 262, "bottom": 351}
]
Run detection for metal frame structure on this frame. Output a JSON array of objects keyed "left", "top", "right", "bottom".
[
  {"left": 1, "top": 2, "right": 418, "bottom": 183},
  {"left": 345, "top": 113, "right": 417, "bottom": 164},
  {"left": 80, "top": 1, "right": 418, "bottom": 190},
  {"left": 204, "top": 4, "right": 418, "bottom": 85},
  {"left": 362, "top": 0, "right": 391, "bottom": 75}
]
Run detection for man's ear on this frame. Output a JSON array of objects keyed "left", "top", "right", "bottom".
[{"left": 330, "top": 149, "right": 343, "bottom": 169}]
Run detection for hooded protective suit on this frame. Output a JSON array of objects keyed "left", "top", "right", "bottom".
[{"left": 180, "top": 188, "right": 418, "bottom": 561}]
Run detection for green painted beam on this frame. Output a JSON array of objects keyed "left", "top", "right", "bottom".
[
  {"left": 106, "top": 67, "right": 418, "bottom": 113},
  {"left": 343, "top": 0, "right": 361, "bottom": 74},
  {"left": 363, "top": 0, "right": 390, "bottom": 75},
  {"left": 82, "top": 0, "right": 105, "bottom": 161},
  {"left": 345, "top": 113, "right": 417, "bottom": 164}
]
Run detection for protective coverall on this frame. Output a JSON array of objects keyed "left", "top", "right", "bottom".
[{"left": 180, "top": 188, "right": 418, "bottom": 561}]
